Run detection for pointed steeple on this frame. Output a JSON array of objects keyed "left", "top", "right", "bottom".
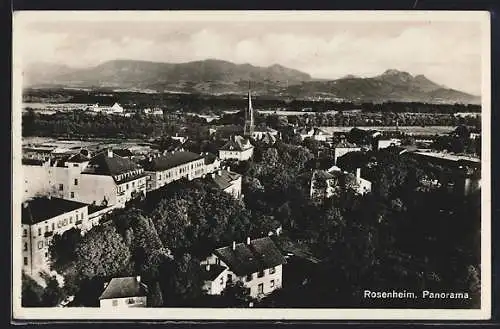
[{"left": 244, "top": 81, "right": 254, "bottom": 137}]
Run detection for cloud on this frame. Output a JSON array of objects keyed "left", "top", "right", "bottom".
[{"left": 16, "top": 19, "right": 482, "bottom": 95}]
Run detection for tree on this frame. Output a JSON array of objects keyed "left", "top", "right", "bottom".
[
  {"left": 21, "top": 272, "right": 44, "bottom": 307},
  {"left": 148, "top": 281, "right": 164, "bottom": 307},
  {"left": 221, "top": 281, "right": 254, "bottom": 307},
  {"left": 75, "top": 224, "right": 132, "bottom": 279},
  {"left": 40, "top": 273, "right": 65, "bottom": 307},
  {"left": 162, "top": 253, "right": 203, "bottom": 306},
  {"left": 49, "top": 227, "right": 82, "bottom": 272}
]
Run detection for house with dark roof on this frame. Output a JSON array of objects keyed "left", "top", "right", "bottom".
[
  {"left": 251, "top": 126, "right": 279, "bottom": 141},
  {"left": 22, "top": 149, "right": 147, "bottom": 208},
  {"left": 201, "top": 237, "right": 286, "bottom": 299},
  {"left": 140, "top": 151, "right": 206, "bottom": 192},
  {"left": 21, "top": 196, "right": 89, "bottom": 276},
  {"left": 219, "top": 136, "right": 254, "bottom": 161},
  {"left": 206, "top": 168, "right": 242, "bottom": 200},
  {"left": 333, "top": 140, "right": 362, "bottom": 165},
  {"left": 99, "top": 276, "right": 148, "bottom": 308}
]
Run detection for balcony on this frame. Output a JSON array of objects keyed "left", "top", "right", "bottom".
[{"left": 44, "top": 231, "right": 53, "bottom": 238}]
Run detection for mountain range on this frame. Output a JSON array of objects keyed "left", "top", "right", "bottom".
[{"left": 24, "top": 59, "right": 480, "bottom": 104}]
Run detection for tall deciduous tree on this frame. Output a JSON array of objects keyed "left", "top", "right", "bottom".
[
  {"left": 49, "top": 227, "right": 82, "bottom": 273},
  {"left": 75, "top": 225, "right": 132, "bottom": 279}
]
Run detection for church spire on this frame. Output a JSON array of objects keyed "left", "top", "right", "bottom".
[{"left": 244, "top": 81, "right": 254, "bottom": 137}]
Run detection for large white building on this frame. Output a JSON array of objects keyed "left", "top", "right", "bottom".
[
  {"left": 141, "top": 151, "right": 207, "bottom": 192},
  {"left": 99, "top": 276, "right": 148, "bottom": 308},
  {"left": 89, "top": 103, "right": 124, "bottom": 114},
  {"left": 23, "top": 149, "right": 147, "bottom": 208},
  {"left": 201, "top": 237, "right": 286, "bottom": 299},
  {"left": 219, "top": 136, "right": 254, "bottom": 161},
  {"left": 21, "top": 197, "right": 89, "bottom": 276}
]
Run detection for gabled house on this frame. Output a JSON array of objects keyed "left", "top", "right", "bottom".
[
  {"left": 333, "top": 140, "right": 362, "bottom": 165},
  {"left": 99, "top": 276, "right": 148, "bottom": 308},
  {"left": 201, "top": 237, "right": 286, "bottom": 299},
  {"left": 80, "top": 150, "right": 147, "bottom": 207},
  {"left": 219, "top": 136, "right": 254, "bottom": 161},
  {"left": 206, "top": 168, "right": 242, "bottom": 200}
]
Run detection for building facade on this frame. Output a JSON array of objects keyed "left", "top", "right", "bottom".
[
  {"left": 201, "top": 237, "right": 286, "bottom": 299},
  {"left": 22, "top": 150, "right": 147, "bottom": 208},
  {"left": 141, "top": 151, "right": 206, "bottom": 192},
  {"left": 99, "top": 276, "right": 148, "bottom": 308},
  {"left": 206, "top": 169, "right": 242, "bottom": 200},
  {"left": 219, "top": 136, "right": 254, "bottom": 161},
  {"left": 22, "top": 197, "right": 89, "bottom": 276}
]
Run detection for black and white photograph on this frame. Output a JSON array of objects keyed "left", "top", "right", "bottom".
[{"left": 12, "top": 10, "right": 491, "bottom": 320}]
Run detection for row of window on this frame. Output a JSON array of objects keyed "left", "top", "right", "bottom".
[
  {"left": 158, "top": 161, "right": 204, "bottom": 181},
  {"left": 118, "top": 179, "right": 145, "bottom": 193},
  {"left": 114, "top": 169, "right": 143, "bottom": 182},
  {"left": 111, "top": 298, "right": 137, "bottom": 306},
  {"left": 23, "top": 213, "right": 84, "bottom": 237}
]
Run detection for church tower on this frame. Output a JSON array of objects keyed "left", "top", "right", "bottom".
[{"left": 243, "top": 84, "right": 255, "bottom": 137}]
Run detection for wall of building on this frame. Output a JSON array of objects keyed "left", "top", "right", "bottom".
[
  {"left": 146, "top": 158, "right": 206, "bottom": 192},
  {"left": 99, "top": 296, "right": 147, "bottom": 308},
  {"left": 242, "top": 264, "right": 283, "bottom": 298},
  {"left": 78, "top": 174, "right": 118, "bottom": 206},
  {"left": 116, "top": 176, "right": 147, "bottom": 206},
  {"left": 23, "top": 164, "right": 51, "bottom": 201},
  {"left": 356, "top": 177, "right": 372, "bottom": 195},
  {"left": 202, "top": 254, "right": 283, "bottom": 298},
  {"left": 223, "top": 176, "right": 242, "bottom": 199},
  {"left": 203, "top": 268, "right": 231, "bottom": 295},
  {"left": 22, "top": 204, "right": 89, "bottom": 276},
  {"left": 204, "top": 159, "right": 221, "bottom": 175},
  {"left": 219, "top": 147, "right": 254, "bottom": 161}
]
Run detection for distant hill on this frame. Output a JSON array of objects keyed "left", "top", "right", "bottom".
[{"left": 23, "top": 60, "right": 480, "bottom": 104}]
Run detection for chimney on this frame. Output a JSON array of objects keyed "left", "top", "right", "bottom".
[
  {"left": 206, "top": 264, "right": 210, "bottom": 271},
  {"left": 107, "top": 149, "right": 113, "bottom": 158},
  {"left": 232, "top": 241, "right": 236, "bottom": 250},
  {"left": 356, "top": 168, "right": 361, "bottom": 180},
  {"left": 136, "top": 276, "right": 141, "bottom": 283},
  {"left": 246, "top": 237, "right": 251, "bottom": 245}
]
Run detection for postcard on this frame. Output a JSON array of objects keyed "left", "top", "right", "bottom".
[{"left": 12, "top": 10, "right": 491, "bottom": 321}]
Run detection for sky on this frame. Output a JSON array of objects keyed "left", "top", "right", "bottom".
[{"left": 16, "top": 13, "right": 484, "bottom": 95}]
